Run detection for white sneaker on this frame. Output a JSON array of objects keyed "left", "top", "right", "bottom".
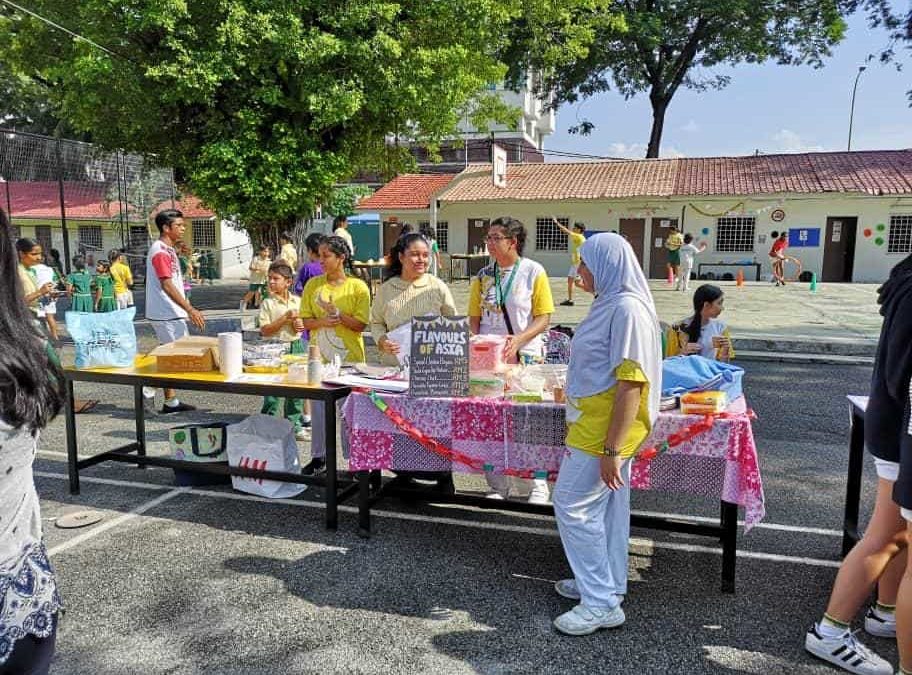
[
  {"left": 554, "top": 604, "right": 625, "bottom": 636},
  {"left": 804, "top": 624, "right": 892, "bottom": 674},
  {"left": 527, "top": 480, "right": 550, "bottom": 505},
  {"left": 554, "top": 579, "right": 580, "bottom": 600},
  {"left": 864, "top": 606, "right": 896, "bottom": 638}
]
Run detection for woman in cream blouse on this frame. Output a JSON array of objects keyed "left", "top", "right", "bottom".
[{"left": 371, "top": 232, "right": 457, "bottom": 367}]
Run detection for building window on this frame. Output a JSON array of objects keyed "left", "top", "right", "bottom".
[
  {"left": 192, "top": 219, "right": 217, "bottom": 249},
  {"left": 715, "top": 216, "right": 756, "bottom": 252},
  {"left": 35, "top": 225, "right": 52, "bottom": 256},
  {"left": 888, "top": 215, "right": 912, "bottom": 254},
  {"left": 535, "top": 217, "right": 569, "bottom": 251},
  {"left": 7, "top": 222, "right": 20, "bottom": 241},
  {"left": 418, "top": 220, "right": 449, "bottom": 252},
  {"left": 77, "top": 225, "right": 103, "bottom": 253}
]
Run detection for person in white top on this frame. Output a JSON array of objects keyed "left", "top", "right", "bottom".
[
  {"left": 143, "top": 209, "right": 206, "bottom": 414},
  {"left": 333, "top": 215, "right": 355, "bottom": 257},
  {"left": 1, "top": 207, "right": 65, "bottom": 673},
  {"left": 673, "top": 285, "right": 734, "bottom": 361},
  {"left": 278, "top": 231, "right": 298, "bottom": 270},
  {"left": 676, "top": 233, "right": 707, "bottom": 292}
]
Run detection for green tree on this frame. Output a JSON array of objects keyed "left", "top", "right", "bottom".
[
  {"left": 323, "top": 184, "right": 374, "bottom": 219},
  {"left": 505, "top": 0, "right": 849, "bottom": 157},
  {"left": 6, "top": 1, "right": 517, "bottom": 241}
]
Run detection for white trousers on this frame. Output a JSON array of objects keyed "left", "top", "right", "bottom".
[
  {"left": 553, "top": 448, "right": 631, "bottom": 609},
  {"left": 678, "top": 262, "right": 694, "bottom": 291}
]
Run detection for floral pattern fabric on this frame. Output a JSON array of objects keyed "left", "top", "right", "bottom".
[
  {"left": 0, "top": 542, "right": 61, "bottom": 664},
  {"left": 343, "top": 393, "right": 766, "bottom": 530}
]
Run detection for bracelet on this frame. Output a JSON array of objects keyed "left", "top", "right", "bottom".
[{"left": 603, "top": 447, "right": 621, "bottom": 457}]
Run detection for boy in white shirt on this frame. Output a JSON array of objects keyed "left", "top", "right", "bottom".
[{"left": 677, "top": 233, "right": 706, "bottom": 292}]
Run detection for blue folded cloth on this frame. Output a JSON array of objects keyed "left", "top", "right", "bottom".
[{"left": 661, "top": 355, "right": 744, "bottom": 400}]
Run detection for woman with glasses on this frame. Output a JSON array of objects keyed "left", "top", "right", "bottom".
[{"left": 468, "top": 216, "right": 555, "bottom": 503}]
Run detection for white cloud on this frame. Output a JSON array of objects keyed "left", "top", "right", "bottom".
[
  {"left": 607, "top": 142, "right": 686, "bottom": 159},
  {"left": 680, "top": 119, "right": 700, "bottom": 133},
  {"left": 770, "top": 129, "right": 824, "bottom": 153}
]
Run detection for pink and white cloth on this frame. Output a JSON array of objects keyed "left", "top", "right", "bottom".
[{"left": 342, "top": 393, "right": 766, "bottom": 530}]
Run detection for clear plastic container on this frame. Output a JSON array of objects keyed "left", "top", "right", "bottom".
[{"left": 470, "top": 334, "right": 509, "bottom": 373}]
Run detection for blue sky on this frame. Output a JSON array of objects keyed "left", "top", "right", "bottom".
[{"left": 547, "top": 13, "right": 912, "bottom": 159}]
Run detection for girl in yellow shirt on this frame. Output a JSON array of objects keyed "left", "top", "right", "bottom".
[{"left": 552, "top": 233, "right": 662, "bottom": 637}]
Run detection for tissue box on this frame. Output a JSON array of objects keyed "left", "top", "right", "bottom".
[
  {"left": 151, "top": 336, "right": 221, "bottom": 372},
  {"left": 680, "top": 390, "right": 728, "bottom": 415}
]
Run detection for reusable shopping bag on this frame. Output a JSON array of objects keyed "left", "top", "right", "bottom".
[
  {"left": 169, "top": 422, "right": 231, "bottom": 486},
  {"left": 66, "top": 307, "right": 137, "bottom": 369},
  {"left": 661, "top": 355, "right": 744, "bottom": 400},
  {"left": 226, "top": 414, "right": 307, "bottom": 498}
]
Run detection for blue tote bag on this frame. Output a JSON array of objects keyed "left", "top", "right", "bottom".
[{"left": 66, "top": 307, "right": 137, "bottom": 369}]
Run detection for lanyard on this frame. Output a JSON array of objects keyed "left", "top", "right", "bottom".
[{"left": 493, "top": 259, "right": 521, "bottom": 308}]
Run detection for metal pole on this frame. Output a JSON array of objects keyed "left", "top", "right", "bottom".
[
  {"left": 55, "top": 138, "right": 72, "bottom": 274},
  {"left": 847, "top": 66, "right": 866, "bottom": 152},
  {"left": 3, "top": 179, "right": 11, "bottom": 223},
  {"left": 116, "top": 151, "right": 126, "bottom": 248}
]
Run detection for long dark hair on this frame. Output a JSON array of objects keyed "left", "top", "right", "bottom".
[
  {"left": 877, "top": 253, "right": 912, "bottom": 315},
  {"left": 1, "top": 209, "right": 66, "bottom": 430},
  {"left": 685, "top": 284, "right": 724, "bottom": 343},
  {"left": 489, "top": 216, "right": 527, "bottom": 255},
  {"left": 385, "top": 233, "right": 429, "bottom": 280}
]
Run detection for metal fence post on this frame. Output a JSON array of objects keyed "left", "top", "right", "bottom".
[{"left": 55, "top": 138, "right": 72, "bottom": 274}]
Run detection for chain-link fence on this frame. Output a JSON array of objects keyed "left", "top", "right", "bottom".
[{"left": 0, "top": 128, "right": 177, "bottom": 280}]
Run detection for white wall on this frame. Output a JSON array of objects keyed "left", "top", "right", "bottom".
[
  {"left": 439, "top": 194, "right": 911, "bottom": 282},
  {"left": 218, "top": 219, "right": 252, "bottom": 279}
]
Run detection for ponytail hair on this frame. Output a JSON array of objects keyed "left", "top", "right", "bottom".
[
  {"left": 322, "top": 235, "right": 355, "bottom": 275},
  {"left": 685, "top": 284, "right": 723, "bottom": 343}
]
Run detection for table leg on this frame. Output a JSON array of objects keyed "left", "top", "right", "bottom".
[
  {"left": 134, "top": 385, "right": 147, "bottom": 468},
  {"left": 720, "top": 501, "right": 738, "bottom": 593},
  {"left": 843, "top": 408, "right": 865, "bottom": 556},
  {"left": 65, "top": 379, "right": 79, "bottom": 495},
  {"left": 358, "top": 471, "right": 371, "bottom": 538},
  {"left": 325, "top": 398, "right": 338, "bottom": 531}
]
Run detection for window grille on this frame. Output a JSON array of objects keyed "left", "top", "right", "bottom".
[
  {"left": 77, "top": 225, "right": 103, "bottom": 252},
  {"left": 715, "top": 217, "right": 755, "bottom": 252},
  {"left": 436, "top": 221, "right": 448, "bottom": 252},
  {"left": 192, "top": 219, "right": 217, "bottom": 249},
  {"left": 535, "top": 217, "right": 568, "bottom": 251},
  {"left": 888, "top": 215, "right": 912, "bottom": 254}
]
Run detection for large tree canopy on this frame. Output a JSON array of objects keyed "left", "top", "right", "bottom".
[
  {"left": 504, "top": 0, "right": 849, "bottom": 157},
  {"left": 3, "top": 1, "right": 516, "bottom": 234}
]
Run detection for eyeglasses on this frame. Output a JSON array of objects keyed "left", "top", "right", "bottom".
[{"left": 484, "top": 234, "right": 511, "bottom": 243}]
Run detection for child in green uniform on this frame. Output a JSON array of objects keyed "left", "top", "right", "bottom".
[
  {"left": 92, "top": 260, "right": 117, "bottom": 312},
  {"left": 66, "top": 255, "right": 94, "bottom": 312}
]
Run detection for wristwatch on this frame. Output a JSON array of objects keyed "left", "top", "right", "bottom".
[{"left": 603, "top": 447, "right": 621, "bottom": 457}]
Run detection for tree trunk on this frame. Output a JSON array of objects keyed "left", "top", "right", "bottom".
[{"left": 646, "top": 97, "right": 668, "bottom": 158}]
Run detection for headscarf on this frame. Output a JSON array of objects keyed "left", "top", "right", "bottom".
[{"left": 566, "top": 233, "right": 662, "bottom": 423}]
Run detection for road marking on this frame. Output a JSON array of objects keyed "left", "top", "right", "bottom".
[
  {"left": 36, "top": 471, "right": 842, "bottom": 568},
  {"left": 36, "top": 452, "right": 844, "bottom": 538},
  {"left": 46, "top": 488, "right": 185, "bottom": 557}
]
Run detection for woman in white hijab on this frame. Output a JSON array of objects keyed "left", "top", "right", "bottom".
[{"left": 552, "top": 233, "right": 662, "bottom": 636}]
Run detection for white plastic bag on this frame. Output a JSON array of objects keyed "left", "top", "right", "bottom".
[{"left": 226, "top": 414, "right": 306, "bottom": 498}]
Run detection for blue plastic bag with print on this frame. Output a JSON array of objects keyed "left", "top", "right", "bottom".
[{"left": 66, "top": 307, "right": 137, "bottom": 369}]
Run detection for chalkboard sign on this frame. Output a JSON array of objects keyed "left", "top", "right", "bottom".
[{"left": 409, "top": 315, "right": 470, "bottom": 397}]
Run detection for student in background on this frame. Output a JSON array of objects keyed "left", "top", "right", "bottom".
[
  {"left": 676, "top": 234, "right": 706, "bottom": 292},
  {"left": 258, "top": 261, "right": 309, "bottom": 441},
  {"left": 552, "top": 219, "right": 587, "bottom": 307},
  {"left": 294, "top": 233, "right": 325, "bottom": 296},
  {"left": 33, "top": 253, "right": 61, "bottom": 341},
  {"left": 664, "top": 225, "right": 684, "bottom": 285},
  {"left": 243, "top": 245, "right": 271, "bottom": 309},
  {"left": 92, "top": 260, "right": 117, "bottom": 313},
  {"left": 66, "top": 255, "right": 94, "bottom": 313},
  {"left": 770, "top": 231, "right": 789, "bottom": 286},
  {"left": 666, "top": 284, "right": 734, "bottom": 362},
  {"left": 418, "top": 222, "right": 442, "bottom": 277},
  {"left": 109, "top": 249, "right": 134, "bottom": 309},
  {"left": 333, "top": 215, "right": 354, "bottom": 258},
  {"left": 278, "top": 232, "right": 298, "bottom": 271}
]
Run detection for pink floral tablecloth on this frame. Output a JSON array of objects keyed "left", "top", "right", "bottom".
[{"left": 342, "top": 392, "right": 765, "bottom": 530}]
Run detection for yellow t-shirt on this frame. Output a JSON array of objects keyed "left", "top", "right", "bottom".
[
  {"left": 565, "top": 359, "right": 653, "bottom": 459},
  {"left": 110, "top": 261, "right": 133, "bottom": 295},
  {"left": 569, "top": 232, "right": 586, "bottom": 265},
  {"left": 665, "top": 231, "right": 684, "bottom": 251},
  {"left": 299, "top": 275, "right": 370, "bottom": 363},
  {"left": 259, "top": 292, "right": 301, "bottom": 343}
]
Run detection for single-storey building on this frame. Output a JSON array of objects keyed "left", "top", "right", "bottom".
[
  {"left": 3, "top": 181, "right": 251, "bottom": 279},
  {"left": 359, "top": 150, "right": 912, "bottom": 282}
]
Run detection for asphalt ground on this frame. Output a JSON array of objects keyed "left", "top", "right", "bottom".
[{"left": 31, "top": 353, "right": 889, "bottom": 675}]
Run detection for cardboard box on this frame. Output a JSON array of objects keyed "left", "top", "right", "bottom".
[{"left": 150, "top": 336, "right": 221, "bottom": 372}]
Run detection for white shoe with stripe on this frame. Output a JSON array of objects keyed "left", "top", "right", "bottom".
[{"left": 804, "top": 624, "right": 892, "bottom": 675}]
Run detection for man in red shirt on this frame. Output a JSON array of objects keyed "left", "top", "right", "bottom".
[{"left": 769, "top": 232, "right": 788, "bottom": 286}]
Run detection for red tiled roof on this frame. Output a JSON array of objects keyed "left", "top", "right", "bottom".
[
  {"left": 2, "top": 181, "right": 216, "bottom": 220},
  {"left": 437, "top": 150, "right": 912, "bottom": 202},
  {"left": 356, "top": 173, "right": 456, "bottom": 211}
]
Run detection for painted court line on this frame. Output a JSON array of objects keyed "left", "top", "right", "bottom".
[
  {"left": 46, "top": 488, "right": 185, "bottom": 557},
  {"left": 36, "top": 471, "right": 841, "bottom": 568},
  {"left": 36, "top": 450, "right": 843, "bottom": 538}
]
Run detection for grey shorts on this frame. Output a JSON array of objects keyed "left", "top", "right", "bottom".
[{"left": 151, "top": 318, "right": 189, "bottom": 345}]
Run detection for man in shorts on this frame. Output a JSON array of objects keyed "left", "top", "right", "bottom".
[
  {"left": 553, "top": 219, "right": 586, "bottom": 306},
  {"left": 143, "top": 209, "right": 206, "bottom": 414}
]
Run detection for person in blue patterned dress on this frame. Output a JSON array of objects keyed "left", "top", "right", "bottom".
[{"left": 1, "top": 208, "right": 65, "bottom": 674}]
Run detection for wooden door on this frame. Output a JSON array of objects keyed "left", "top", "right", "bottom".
[
  {"left": 619, "top": 218, "right": 646, "bottom": 270},
  {"left": 466, "top": 218, "right": 489, "bottom": 275},
  {"left": 648, "top": 217, "right": 678, "bottom": 278},
  {"left": 822, "top": 217, "right": 858, "bottom": 282},
  {"left": 382, "top": 220, "right": 404, "bottom": 256}
]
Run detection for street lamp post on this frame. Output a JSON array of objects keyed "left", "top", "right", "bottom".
[{"left": 847, "top": 65, "right": 867, "bottom": 152}]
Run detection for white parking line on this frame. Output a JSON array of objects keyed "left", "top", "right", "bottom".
[
  {"left": 36, "top": 450, "right": 844, "bottom": 537},
  {"left": 36, "top": 471, "right": 842, "bottom": 568},
  {"left": 46, "top": 487, "right": 185, "bottom": 557}
]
